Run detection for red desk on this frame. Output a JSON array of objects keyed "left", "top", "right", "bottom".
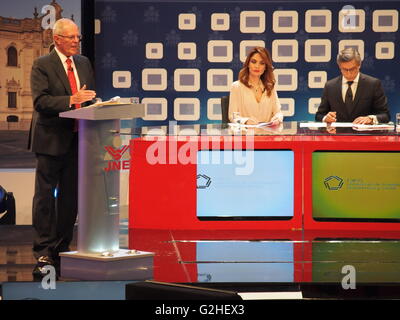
[
  {"left": 129, "top": 135, "right": 303, "bottom": 230},
  {"left": 129, "top": 124, "right": 400, "bottom": 231}
]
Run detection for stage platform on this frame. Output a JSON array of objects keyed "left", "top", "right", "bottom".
[{"left": 1, "top": 223, "right": 400, "bottom": 300}]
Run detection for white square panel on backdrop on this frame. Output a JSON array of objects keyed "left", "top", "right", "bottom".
[
  {"left": 178, "top": 42, "right": 197, "bottom": 60},
  {"left": 274, "top": 69, "right": 298, "bottom": 91},
  {"left": 272, "top": 39, "right": 299, "bottom": 63},
  {"left": 239, "top": 40, "right": 266, "bottom": 62},
  {"left": 174, "top": 69, "right": 200, "bottom": 92},
  {"left": 146, "top": 43, "right": 163, "bottom": 59},
  {"left": 211, "top": 13, "right": 230, "bottom": 31},
  {"left": 375, "top": 42, "right": 395, "bottom": 59},
  {"left": 207, "top": 69, "right": 233, "bottom": 92},
  {"left": 95, "top": 19, "right": 101, "bottom": 34},
  {"left": 372, "top": 10, "right": 399, "bottom": 32},
  {"left": 338, "top": 8, "right": 365, "bottom": 33},
  {"left": 305, "top": 9, "right": 332, "bottom": 33},
  {"left": 205, "top": 124, "right": 224, "bottom": 135},
  {"left": 112, "top": 71, "right": 131, "bottom": 88},
  {"left": 305, "top": 39, "right": 331, "bottom": 62},
  {"left": 176, "top": 124, "right": 201, "bottom": 136},
  {"left": 240, "top": 11, "right": 266, "bottom": 33},
  {"left": 308, "top": 71, "right": 327, "bottom": 89},
  {"left": 178, "top": 13, "right": 196, "bottom": 30},
  {"left": 142, "top": 68, "right": 168, "bottom": 91},
  {"left": 174, "top": 98, "right": 200, "bottom": 120},
  {"left": 141, "top": 98, "right": 168, "bottom": 121},
  {"left": 279, "top": 98, "right": 295, "bottom": 117},
  {"left": 207, "top": 40, "right": 233, "bottom": 63},
  {"left": 308, "top": 98, "right": 321, "bottom": 114},
  {"left": 207, "top": 98, "right": 223, "bottom": 120},
  {"left": 141, "top": 126, "right": 168, "bottom": 136},
  {"left": 273, "top": 11, "right": 298, "bottom": 33},
  {"left": 338, "top": 40, "right": 364, "bottom": 60}
]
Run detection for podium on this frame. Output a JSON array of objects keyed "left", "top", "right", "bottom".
[{"left": 59, "top": 102, "right": 154, "bottom": 280}]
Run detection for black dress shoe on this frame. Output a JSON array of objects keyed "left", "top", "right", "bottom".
[{"left": 32, "top": 256, "right": 57, "bottom": 280}]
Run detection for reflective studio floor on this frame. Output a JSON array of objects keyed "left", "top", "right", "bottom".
[{"left": 1, "top": 220, "right": 400, "bottom": 300}]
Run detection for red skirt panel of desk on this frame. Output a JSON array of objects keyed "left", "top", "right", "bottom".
[
  {"left": 302, "top": 136, "right": 400, "bottom": 231},
  {"left": 129, "top": 136, "right": 303, "bottom": 230}
]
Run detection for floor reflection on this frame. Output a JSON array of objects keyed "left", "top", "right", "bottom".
[
  {"left": 129, "top": 228, "right": 400, "bottom": 284},
  {"left": 2, "top": 225, "right": 400, "bottom": 299}
]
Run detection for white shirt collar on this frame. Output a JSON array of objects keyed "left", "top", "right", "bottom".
[
  {"left": 342, "top": 72, "right": 360, "bottom": 85},
  {"left": 54, "top": 47, "right": 74, "bottom": 64}
]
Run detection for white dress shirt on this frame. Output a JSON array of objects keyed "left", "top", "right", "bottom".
[
  {"left": 54, "top": 47, "right": 81, "bottom": 94},
  {"left": 341, "top": 73, "right": 360, "bottom": 102}
]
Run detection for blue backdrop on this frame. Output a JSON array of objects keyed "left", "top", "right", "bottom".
[{"left": 94, "top": 0, "right": 399, "bottom": 126}]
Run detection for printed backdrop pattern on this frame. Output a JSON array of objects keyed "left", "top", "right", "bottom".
[{"left": 94, "top": 0, "right": 399, "bottom": 126}]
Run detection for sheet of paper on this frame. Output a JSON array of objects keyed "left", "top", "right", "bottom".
[
  {"left": 91, "top": 96, "right": 123, "bottom": 107},
  {"left": 228, "top": 122, "right": 273, "bottom": 128},
  {"left": 299, "top": 122, "right": 327, "bottom": 128},
  {"left": 352, "top": 124, "right": 395, "bottom": 131},
  {"left": 243, "top": 121, "right": 274, "bottom": 128},
  {"left": 331, "top": 122, "right": 356, "bottom": 127},
  {"left": 300, "top": 122, "right": 394, "bottom": 130}
]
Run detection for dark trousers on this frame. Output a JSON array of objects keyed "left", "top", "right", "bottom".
[{"left": 32, "top": 134, "right": 78, "bottom": 260}]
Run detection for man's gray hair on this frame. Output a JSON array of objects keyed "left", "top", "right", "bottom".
[
  {"left": 52, "top": 18, "right": 76, "bottom": 35},
  {"left": 337, "top": 48, "right": 362, "bottom": 65}
]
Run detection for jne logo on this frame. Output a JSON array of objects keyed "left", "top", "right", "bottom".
[
  {"left": 104, "top": 145, "right": 129, "bottom": 161},
  {"left": 103, "top": 137, "right": 130, "bottom": 172}
]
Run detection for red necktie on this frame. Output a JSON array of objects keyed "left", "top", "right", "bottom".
[{"left": 66, "top": 58, "right": 80, "bottom": 109}]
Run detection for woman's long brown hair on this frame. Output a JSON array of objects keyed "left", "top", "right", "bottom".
[{"left": 239, "top": 46, "right": 275, "bottom": 97}]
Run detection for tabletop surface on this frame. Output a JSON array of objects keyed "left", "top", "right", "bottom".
[{"left": 122, "top": 121, "right": 400, "bottom": 137}]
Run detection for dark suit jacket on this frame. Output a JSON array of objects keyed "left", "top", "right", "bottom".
[
  {"left": 315, "top": 73, "right": 390, "bottom": 123},
  {"left": 29, "top": 49, "right": 95, "bottom": 156}
]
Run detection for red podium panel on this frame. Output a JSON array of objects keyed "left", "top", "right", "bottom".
[
  {"left": 303, "top": 136, "right": 400, "bottom": 231},
  {"left": 129, "top": 136, "right": 303, "bottom": 230}
]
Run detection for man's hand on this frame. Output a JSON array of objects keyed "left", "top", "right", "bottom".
[
  {"left": 353, "top": 116, "right": 373, "bottom": 124},
  {"left": 324, "top": 111, "right": 337, "bottom": 123},
  {"left": 326, "top": 125, "right": 336, "bottom": 134},
  {"left": 70, "top": 85, "right": 96, "bottom": 105}
]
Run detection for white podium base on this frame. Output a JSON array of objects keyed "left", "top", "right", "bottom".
[{"left": 59, "top": 249, "right": 154, "bottom": 281}]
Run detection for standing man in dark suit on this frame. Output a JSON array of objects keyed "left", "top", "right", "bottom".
[
  {"left": 315, "top": 48, "right": 390, "bottom": 124},
  {"left": 29, "top": 18, "right": 96, "bottom": 279}
]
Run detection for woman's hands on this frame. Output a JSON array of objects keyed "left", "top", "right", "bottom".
[{"left": 245, "top": 118, "right": 258, "bottom": 125}]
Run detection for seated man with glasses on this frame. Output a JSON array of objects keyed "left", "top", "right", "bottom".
[{"left": 315, "top": 48, "right": 390, "bottom": 124}]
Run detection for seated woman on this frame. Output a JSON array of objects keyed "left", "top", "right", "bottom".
[{"left": 228, "top": 46, "right": 283, "bottom": 125}]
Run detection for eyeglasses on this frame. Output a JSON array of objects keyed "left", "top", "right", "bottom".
[
  {"left": 56, "top": 34, "right": 82, "bottom": 41},
  {"left": 340, "top": 66, "right": 359, "bottom": 73}
]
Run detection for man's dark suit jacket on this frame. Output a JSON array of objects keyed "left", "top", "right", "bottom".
[
  {"left": 29, "top": 49, "right": 95, "bottom": 156},
  {"left": 315, "top": 73, "right": 390, "bottom": 123}
]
